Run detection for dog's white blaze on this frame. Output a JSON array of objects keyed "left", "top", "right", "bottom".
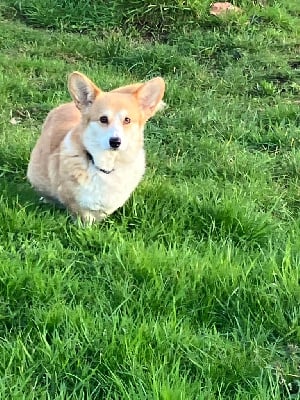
[{"left": 83, "top": 120, "right": 128, "bottom": 151}]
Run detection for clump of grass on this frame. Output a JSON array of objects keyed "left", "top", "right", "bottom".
[
  {"left": 2, "top": 0, "right": 299, "bottom": 40},
  {"left": 1, "top": 0, "right": 211, "bottom": 37}
]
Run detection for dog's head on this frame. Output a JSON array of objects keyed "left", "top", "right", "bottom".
[{"left": 68, "top": 72, "right": 165, "bottom": 161}]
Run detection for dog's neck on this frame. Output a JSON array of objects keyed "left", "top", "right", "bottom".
[{"left": 85, "top": 150, "right": 114, "bottom": 174}]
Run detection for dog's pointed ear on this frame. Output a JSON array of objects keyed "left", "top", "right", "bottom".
[
  {"left": 136, "top": 77, "right": 165, "bottom": 120},
  {"left": 68, "top": 72, "right": 101, "bottom": 110}
]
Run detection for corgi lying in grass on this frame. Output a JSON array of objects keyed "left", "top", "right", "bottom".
[{"left": 27, "top": 72, "right": 165, "bottom": 223}]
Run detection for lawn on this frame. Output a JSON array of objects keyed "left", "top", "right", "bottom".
[{"left": 1, "top": 0, "right": 300, "bottom": 398}]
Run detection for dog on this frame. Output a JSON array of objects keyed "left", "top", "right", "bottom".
[{"left": 27, "top": 71, "right": 165, "bottom": 223}]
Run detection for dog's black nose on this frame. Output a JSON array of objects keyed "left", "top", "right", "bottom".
[{"left": 109, "top": 137, "right": 121, "bottom": 149}]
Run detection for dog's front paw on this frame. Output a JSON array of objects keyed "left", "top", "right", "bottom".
[
  {"left": 72, "top": 169, "right": 89, "bottom": 185},
  {"left": 81, "top": 211, "right": 97, "bottom": 225},
  {"left": 76, "top": 210, "right": 108, "bottom": 225}
]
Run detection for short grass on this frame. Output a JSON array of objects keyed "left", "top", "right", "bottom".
[{"left": 1, "top": 0, "right": 300, "bottom": 398}]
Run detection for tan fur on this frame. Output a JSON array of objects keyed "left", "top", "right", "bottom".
[{"left": 27, "top": 72, "right": 165, "bottom": 223}]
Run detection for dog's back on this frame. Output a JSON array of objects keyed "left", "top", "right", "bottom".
[{"left": 27, "top": 103, "right": 80, "bottom": 198}]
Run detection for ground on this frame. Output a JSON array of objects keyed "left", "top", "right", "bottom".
[{"left": 0, "top": 1, "right": 300, "bottom": 398}]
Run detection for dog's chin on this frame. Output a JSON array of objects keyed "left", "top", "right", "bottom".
[{"left": 91, "top": 150, "right": 117, "bottom": 172}]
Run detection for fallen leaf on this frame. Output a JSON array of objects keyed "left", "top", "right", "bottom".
[
  {"left": 210, "top": 2, "right": 242, "bottom": 16},
  {"left": 10, "top": 117, "right": 22, "bottom": 125}
]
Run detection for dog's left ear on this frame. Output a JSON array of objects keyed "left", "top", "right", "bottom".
[
  {"left": 136, "top": 77, "right": 165, "bottom": 120},
  {"left": 68, "top": 72, "right": 101, "bottom": 111}
]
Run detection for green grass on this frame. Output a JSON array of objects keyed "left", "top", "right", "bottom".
[{"left": 1, "top": 0, "right": 300, "bottom": 398}]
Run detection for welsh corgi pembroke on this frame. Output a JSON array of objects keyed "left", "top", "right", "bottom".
[{"left": 27, "top": 72, "right": 165, "bottom": 223}]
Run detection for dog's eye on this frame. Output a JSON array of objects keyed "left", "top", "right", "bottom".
[
  {"left": 124, "top": 117, "right": 131, "bottom": 125},
  {"left": 99, "top": 116, "right": 108, "bottom": 124}
]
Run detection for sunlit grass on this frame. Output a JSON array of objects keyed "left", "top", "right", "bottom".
[{"left": 1, "top": 1, "right": 300, "bottom": 398}]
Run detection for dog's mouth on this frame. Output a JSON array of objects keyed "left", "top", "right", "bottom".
[{"left": 86, "top": 150, "right": 114, "bottom": 174}]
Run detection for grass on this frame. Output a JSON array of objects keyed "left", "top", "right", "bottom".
[{"left": 1, "top": 0, "right": 300, "bottom": 398}]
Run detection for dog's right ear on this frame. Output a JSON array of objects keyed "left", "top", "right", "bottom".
[
  {"left": 135, "top": 77, "right": 165, "bottom": 120},
  {"left": 68, "top": 72, "right": 101, "bottom": 111}
]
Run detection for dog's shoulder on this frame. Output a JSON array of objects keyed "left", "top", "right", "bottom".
[{"left": 41, "top": 102, "right": 81, "bottom": 152}]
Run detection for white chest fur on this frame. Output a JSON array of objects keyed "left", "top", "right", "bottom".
[{"left": 75, "top": 150, "right": 145, "bottom": 214}]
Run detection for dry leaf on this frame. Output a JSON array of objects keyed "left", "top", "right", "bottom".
[
  {"left": 210, "top": 2, "right": 242, "bottom": 16},
  {"left": 10, "top": 117, "right": 22, "bottom": 125}
]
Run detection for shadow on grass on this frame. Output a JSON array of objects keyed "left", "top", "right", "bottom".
[{"left": 0, "top": 176, "right": 67, "bottom": 217}]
